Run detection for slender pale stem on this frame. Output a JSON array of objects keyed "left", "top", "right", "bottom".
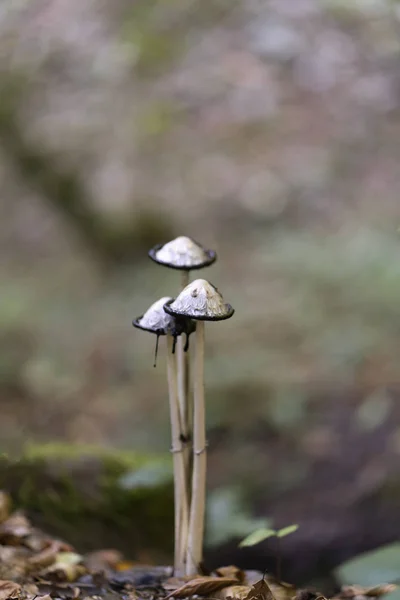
[
  {"left": 177, "top": 270, "right": 190, "bottom": 431},
  {"left": 181, "top": 270, "right": 190, "bottom": 288},
  {"left": 177, "top": 337, "right": 187, "bottom": 430},
  {"left": 183, "top": 274, "right": 192, "bottom": 447},
  {"left": 166, "top": 333, "right": 189, "bottom": 575},
  {"left": 186, "top": 320, "right": 206, "bottom": 575},
  {"left": 176, "top": 269, "right": 191, "bottom": 566}
]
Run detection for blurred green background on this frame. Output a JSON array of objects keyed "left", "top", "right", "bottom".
[{"left": 1, "top": 0, "right": 400, "bottom": 586}]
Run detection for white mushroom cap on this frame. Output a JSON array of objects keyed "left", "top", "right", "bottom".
[
  {"left": 149, "top": 236, "right": 216, "bottom": 270},
  {"left": 135, "top": 297, "right": 176, "bottom": 333},
  {"left": 164, "top": 279, "right": 234, "bottom": 321}
]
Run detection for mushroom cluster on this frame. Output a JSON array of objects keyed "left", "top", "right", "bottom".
[{"left": 133, "top": 236, "right": 234, "bottom": 576}]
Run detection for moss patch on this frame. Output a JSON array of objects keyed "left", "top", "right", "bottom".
[{"left": 0, "top": 443, "right": 174, "bottom": 560}]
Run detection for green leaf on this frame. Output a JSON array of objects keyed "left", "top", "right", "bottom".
[
  {"left": 335, "top": 543, "right": 400, "bottom": 587},
  {"left": 206, "top": 488, "right": 271, "bottom": 547},
  {"left": 276, "top": 524, "right": 299, "bottom": 538},
  {"left": 239, "top": 527, "right": 277, "bottom": 547}
]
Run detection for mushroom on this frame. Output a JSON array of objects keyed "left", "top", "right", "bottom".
[
  {"left": 148, "top": 236, "right": 216, "bottom": 274},
  {"left": 148, "top": 236, "right": 217, "bottom": 415},
  {"left": 164, "top": 279, "right": 234, "bottom": 575},
  {"left": 148, "top": 236, "right": 217, "bottom": 547},
  {"left": 133, "top": 297, "right": 195, "bottom": 574}
]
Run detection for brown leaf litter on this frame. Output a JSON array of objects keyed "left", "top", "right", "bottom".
[{"left": 0, "top": 489, "right": 397, "bottom": 600}]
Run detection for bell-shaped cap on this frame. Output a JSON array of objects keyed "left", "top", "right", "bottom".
[
  {"left": 164, "top": 279, "right": 234, "bottom": 322},
  {"left": 133, "top": 297, "right": 196, "bottom": 364},
  {"left": 133, "top": 297, "right": 176, "bottom": 335},
  {"left": 148, "top": 236, "right": 216, "bottom": 271},
  {"left": 133, "top": 296, "right": 196, "bottom": 339}
]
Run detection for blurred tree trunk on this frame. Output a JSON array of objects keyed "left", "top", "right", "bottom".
[{"left": 0, "top": 75, "right": 170, "bottom": 266}]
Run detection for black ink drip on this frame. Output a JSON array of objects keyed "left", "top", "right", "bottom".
[
  {"left": 153, "top": 334, "right": 160, "bottom": 368},
  {"left": 184, "top": 333, "right": 190, "bottom": 352}
]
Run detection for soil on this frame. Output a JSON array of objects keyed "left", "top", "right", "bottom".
[{"left": 0, "top": 490, "right": 396, "bottom": 600}]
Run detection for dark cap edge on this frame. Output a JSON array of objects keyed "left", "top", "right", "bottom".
[
  {"left": 148, "top": 242, "right": 217, "bottom": 271},
  {"left": 163, "top": 299, "right": 234, "bottom": 322},
  {"left": 132, "top": 317, "right": 167, "bottom": 335}
]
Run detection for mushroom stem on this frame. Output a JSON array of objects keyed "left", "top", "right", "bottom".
[
  {"left": 166, "top": 333, "right": 189, "bottom": 575},
  {"left": 181, "top": 271, "right": 192, "bottom": 438},
  {"left": 186, "top": 320, "right": 206, "bottom": 575},
  {"left": 181, "top": 270, "right": 189, "bottom": 289},
  {"left": 177, "top": 272, "right": 190, "bottom": 432},
  {"left": 176, "top": 270, "right": 191, "bottom": 561},
  {"left": 177, "top": 271, "right": 190, "bottom": 432}
]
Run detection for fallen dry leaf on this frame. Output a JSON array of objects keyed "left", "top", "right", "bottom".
[
  {"left": 293, "top": 591, "right": 325, "bottom": 600},
  {"left": 38, "top": 551, "right": 85, "bottom": 583},
  {"left": 215, "top": 584, "right": 253, "bottom": 600},
  {"left": 0, "top": 580, "right": 22, "bottom": 600},
  {"left": 166, "top": 576, "right": 239, "bottom": 598},
  {"left": 245, "top": 577, "right": 276, "bottom": 600},
  {"left": 0, "top": 546, "right": 29, "bottom": 580},
  {"left": 264, "top": 578, "right": 296, "bottom": 600},
  {"left": 364, "top": 585, "right": 398, "bottom": 597},
  {"left": 84, "top": 549, "right": 124, "bottom": 573},
  {"left": 34, "top": 580, "right": 84, "bottom": 599},
  {"left": 27, "top": 540, "right": 65, "bottom": 569},
  {"left": 0, "top": 513, "right": 31, "bottom": 545},
  {"left": 164, "top": 576, "right": 195, "bottom": 592},
  {"left": 115, "top": 560, "right": 138, "bottom": 572},
  {"left": 22, "top": 583, "right": 39, "bottom": 597},
  {"left": 339, "top": 586, "right": 398, "bottom": 599},
  {"left": 340, "top": 587, "right": 368, "bottom": 599}
]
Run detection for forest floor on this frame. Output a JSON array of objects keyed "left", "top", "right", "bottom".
[{"left": 0, "top": 489, "right": 397, "bottom": 600}]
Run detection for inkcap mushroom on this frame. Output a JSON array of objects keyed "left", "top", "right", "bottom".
[
  {"left": 133, "top": 297, "right": 195, "bottom": 573},
  {"left": 149, "top": 236, "right": 216, "bottom": 273},
  {"left": 149, "top": 236, "right": 217, "bottom": 544},
  {"left": 164, "top": 279, "right": 234, "bottom": 575},
  {"left": 133, "top": 296, "right": 195, "bottom": 365}
]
